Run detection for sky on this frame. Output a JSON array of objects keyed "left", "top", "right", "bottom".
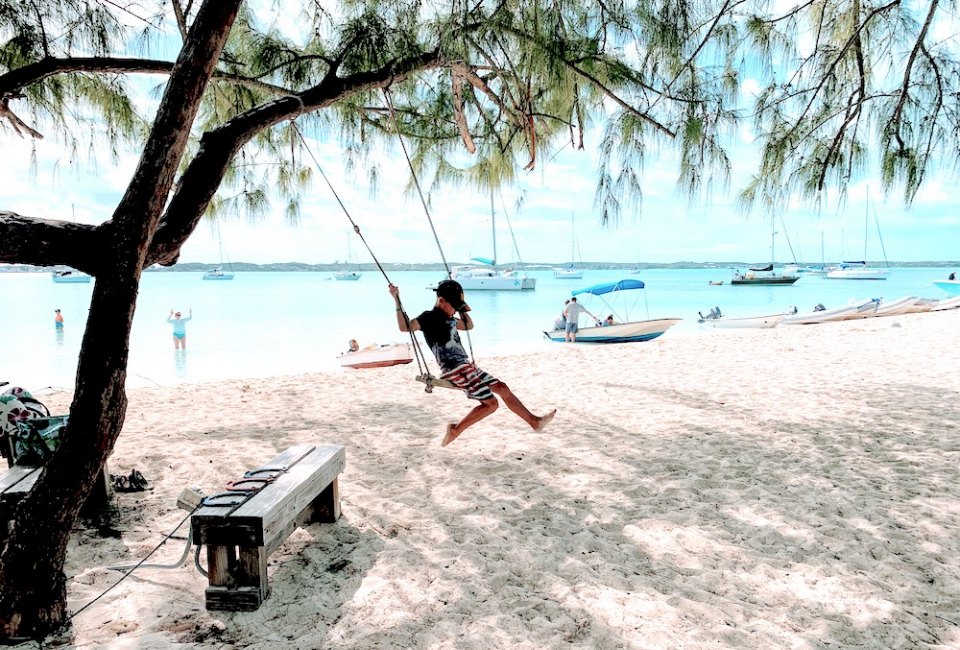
[
  {"left": 5, "top": 124, "right": 959, "bottom": 267},
  {"left": 3, "top": 4, "right": 960, "bottom": 267}
]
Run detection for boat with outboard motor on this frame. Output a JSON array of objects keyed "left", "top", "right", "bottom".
[
  {"left": 51, "top": 270, "right": 91, "bottom": 283},
  {"left": 543, "top": 278, "right": 680, "bottom": 343}
]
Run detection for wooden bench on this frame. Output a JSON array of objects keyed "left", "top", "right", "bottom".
[
  {"left": 190, "top": 443, "right": 346, "bottom": 612},
  {"left": 0, "top": 463, "right": 112, "bottom": 543}
]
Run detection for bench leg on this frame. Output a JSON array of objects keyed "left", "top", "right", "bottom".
[
  {"left": 204, "top": 544, "right": 269, "bottom": 611},
  {"left": 307, "top": 477, "right": 341, "bottom": 524}
]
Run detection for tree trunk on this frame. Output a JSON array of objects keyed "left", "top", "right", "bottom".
[{"left": 0, "top": 0, "right": 241, "bottom": 641}]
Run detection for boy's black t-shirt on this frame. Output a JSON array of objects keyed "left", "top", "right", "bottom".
[{"left": 416, "top": 307, "right": 469, "bottom": 372}]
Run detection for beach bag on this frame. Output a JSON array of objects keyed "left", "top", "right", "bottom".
[
  {"left": 0, "top": 387, "right": 51, "bottom": 462},
  {"left": 12, "top": 415, "right": 68, "bottom": 466}
]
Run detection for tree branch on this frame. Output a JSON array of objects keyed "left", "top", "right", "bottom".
[
  {"left": 146, "top": 49, "right": 444, "bottom": 265},
  {"left": 0, "top": 212, "right": 101, "bottom": 270}
]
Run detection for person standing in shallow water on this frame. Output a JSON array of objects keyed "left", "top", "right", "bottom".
[
  {"left": 168, "top": 309, "right": 192, "bottom": 350},
  {"left": 54, "top": 309, "right": 64, "bottom": 329},
  {"left": 389, "top": 280, "right": 556, "bottom": 447}
]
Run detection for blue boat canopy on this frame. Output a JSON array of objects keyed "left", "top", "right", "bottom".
[
  {"left": 572, "top": 278, "right": 645, "bottom": 296},
  {"left": 471, "top": 256, "right": 496, "bottom": 266}
]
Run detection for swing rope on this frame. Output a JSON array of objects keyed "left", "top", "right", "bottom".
[
  {"left": 381, "top": 87, "right": 477, "bottom": 368},
  {"left": 289, "top": 121, "right": 433, "bottom": 383},
  {"left": 289, "top": 117, "right": 463, "bottom": 392}
]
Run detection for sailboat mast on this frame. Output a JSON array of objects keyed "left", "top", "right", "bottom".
[
  {"left": 770, "top": 214, "right": 776, "bottom": 266},
  {"left": 863, "top": 190, "right": 870, "bottom": 262},
  {"left": 490, "top": 190, "right": 497, "bottom": 267}
]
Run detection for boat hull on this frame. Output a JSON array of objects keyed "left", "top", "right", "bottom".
[
  {"left": 553, "top": 268, "right": 583, "bottom": 279},
  {"left": 338, "top": 343, "right": 414, "bottom": 369},
  {"left": 931, "top": 296, "right": 960, "bottom": 311},
  {"left": 52, "top": 272, "right": 91, "bottom": 283},
  {"left": 334, "top": 272, "right": 362, "bottom": 281},
  {"left": 870, "top": 297, "right": 918, "bottom": 318},
  {"left": 782, "top": 299, "right": 878, "bottom": 324},
  {"left": 202, "top": 273, "right": 235, "bottom": 280},
  {"left": 450, "top": 271, "right": 536, "bottom": 291},
  {"left": 731, "top": 275, "right": 799, "bottom": 285},
  {"left": 704, "top": 314, "right": 784, "bottom": 329},
  {"left": 544, "top": 318, "right": 681, "bottom": 343},
  {"left": 933, "top": 280, "right": 960, "bottom": 296},
  {"left": 826, "top": 268, "right": 889, "bottom": 280}
]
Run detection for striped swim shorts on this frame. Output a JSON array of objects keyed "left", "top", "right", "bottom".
[{"left": 441, "top": 363, "right": 500, "bottom": 401}]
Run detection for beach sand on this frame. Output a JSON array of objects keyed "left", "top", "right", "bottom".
[{"left": 34, "top": 309, "right": 960, "bottom": 649}]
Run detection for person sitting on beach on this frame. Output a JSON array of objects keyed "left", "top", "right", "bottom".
[
  {"left": 950, "top": 272, "right": 956, "bottom": 281},
  {"left": 389, "top": 280, "right": 556, "bottom": 447},
  {"left": 563, "top": 296, "right": 596, "bottom": 342},
  {"left": 347, "top": 339, "right": 360, "bottom": 352},
  {"left": 167, "top": 309, "right": 192, "bottom": 350}
]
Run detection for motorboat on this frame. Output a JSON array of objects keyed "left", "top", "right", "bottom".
[
  {"left": 51, "top": 270, "right": 91, "bottom": 283},
  {"left": 698, "top": 306, "right": 796, "bottom": 329},
  {"left": 869, "top": 296, "right": 918, "bottom": 318},
  {"left": 202, "top": 266, "right": 235, "bottom": 280},
  {"left": 933, "top": 280, "right": 960, "bottom": 296},
  {"left": 543, "top": 278, "right": 680, "bottom": 343},
  {"left": 338, "top": 342, "right": 414, "bottom": 369},
  {"left": 930, "top": 296, "right": 960, "bottom": 311},
  {"left": 781, "top": 298, "right": 880, "bottom": 324}
]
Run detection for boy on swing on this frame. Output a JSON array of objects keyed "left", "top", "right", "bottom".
[{"left": 389, "top": 280, "right": 556, "bottom": 447}]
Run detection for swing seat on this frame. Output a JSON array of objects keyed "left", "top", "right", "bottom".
[{"left": 415, "top": 374, "right": 459, "bottom": 392}]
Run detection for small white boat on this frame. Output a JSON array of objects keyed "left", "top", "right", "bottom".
[
  {"left": 51, "top": 270, "right": 91, "bottom": 283},
  {"left": 930, "top": 296, "right": 960, "bottom": 311},
  {"left": 905, "top": 298, "right": 936, "bottom": 313},
  {"left": 338, "top": 342, "right": 414, "bottom": 369},
  {"left": 933, "top": 280, "right": 960, "bottom": 296},
  {"left": 543, "top": 278, "right": 680, "bottom": 343},
  {"left": 333, "top": 271, "right": 362, "bottom": 281},
  {"left": 782, "top": 298, "right": 879, "bottom": 324},
  {"left": 700, "top": 310, "right": 793, "bottom": 329},
  {"left": 870, "top": 296, "right": 919, "bottom": 318},
  {"left": 202, "top": 266, "right": 235, "bottom": 280}
]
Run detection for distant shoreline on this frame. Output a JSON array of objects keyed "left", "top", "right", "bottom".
[{"left": 2, "top": 260, "right": 958, "bottom": 273}]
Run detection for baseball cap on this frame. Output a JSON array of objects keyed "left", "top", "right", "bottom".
[{"left": 434, "top": 279, "right": 464, "bottom": 304}]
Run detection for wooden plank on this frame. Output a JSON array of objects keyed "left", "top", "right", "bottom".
[
  {"left": 0, "top": 466, "right": 40, "bottom": 495},
  {"left": 206, "top": 545, "right": 232, "bottom": 588},
  {"left": 309, "top": 477, "right": 341, "bottom": 523},
  {"left": 192, "top": 444, "right": 345, "bottom": 548},
  {"left": 205, "top": 585, "right": 265, "bottom": 612},
  {"left": 238, "top": 546, "right": 269, "bottom": 591}
]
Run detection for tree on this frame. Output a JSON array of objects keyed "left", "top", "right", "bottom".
[{"left": 0, "top": 0, "right": 955, "bottom": 640}]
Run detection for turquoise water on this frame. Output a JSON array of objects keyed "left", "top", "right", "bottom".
[{"left": 1, "top": 267, "right": 952, "bottom": 388}]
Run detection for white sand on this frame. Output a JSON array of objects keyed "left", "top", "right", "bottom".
[{"left": 34, "top": 310, "right": 960, "bottom": 649}]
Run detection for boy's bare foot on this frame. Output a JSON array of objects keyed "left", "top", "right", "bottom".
[
  {"left": 441, "top": 423, "right": 460, "bottom": 447},
  {"left": 534, "top": 409, "right": 557, "bottom": 432}
]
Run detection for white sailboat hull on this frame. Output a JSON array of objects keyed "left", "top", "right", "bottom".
[
  {"left": 553, "top": 267, "right": 583, "bottom": 279},
  {"left": 338, "top": 343, "right": 414, "bottom": 369},
  {"left": 451, "top": 268, "right": 536, "bottom": 291},
  {"left": 334, "top": 271, "right": 362, "bottom": 281},
  {"left": 51, "top": 271, "right": 91, "bottom": 283},
  {"left": 544, "top": 318, "right": 681, "bottom": 343},
  {"left": 826, "top": 267, "right": 889, "bottom": 280}
]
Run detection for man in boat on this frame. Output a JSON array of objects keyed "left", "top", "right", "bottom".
[
  {"left": 602, "top": 315, "right": 616, "bottom": 327},
  {"left": 388, "top": 280, "right": 555, "bottom": 447}
]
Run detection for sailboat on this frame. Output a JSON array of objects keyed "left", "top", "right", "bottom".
[
  {"left": 51, "top": 269, "right": 91, "bottom": 283},
  {"left": 333, "top": 233, "right": 362, "bottom": 281},
  {"left": 553, "top": 213, "right": 583, "bottom": 279},
  {"left": 826, "top": 191, "right": 890, "bottom": 280},
  {"left": 731, "top": 215, "right": 799, "bottom": 285},
  {"left": 203, "top": 221, "right": 235, "bottom": 280},
  {"left": 448, "top": 191, "right": 535, "bottom": 291}
]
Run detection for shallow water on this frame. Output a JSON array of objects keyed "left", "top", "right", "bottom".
[{"left": 0, "top": 267, "right": 951, "bottom": 388}]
